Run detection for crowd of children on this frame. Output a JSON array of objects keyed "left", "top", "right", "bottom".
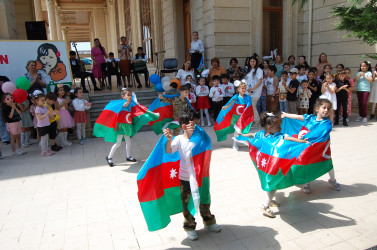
[{"left": 0, "top": 84, "right": 91, "bottom": 158}]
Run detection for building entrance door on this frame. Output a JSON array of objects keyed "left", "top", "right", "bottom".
[{"left": 183, "top": 0, "right": 191, "bottom": 62}]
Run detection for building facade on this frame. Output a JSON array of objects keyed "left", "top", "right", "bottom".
[{"left": 1, "top": 0, "right": 376, "bottom": 72}]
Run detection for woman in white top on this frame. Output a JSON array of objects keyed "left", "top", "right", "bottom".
[
  {"left": 176, "top": 60, "right": 195, "bottom": 86},
  {"left": 189, "top": 31, "right": 204, "bottom": 71},
  {"left": 245, "top": 56, "right": 263, "bottom": 126}
]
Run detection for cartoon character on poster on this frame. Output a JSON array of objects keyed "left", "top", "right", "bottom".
[{"left": 35, "top": 43, "right": 67, "bottom": 82}]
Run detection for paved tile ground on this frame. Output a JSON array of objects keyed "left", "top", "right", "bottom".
[{"left": 0, "top": 117, "right": 376, "bottom": 250}]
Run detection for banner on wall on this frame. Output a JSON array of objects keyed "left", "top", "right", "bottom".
[{"left": 0, "top": 40, "right": 72, "bottom": 93}]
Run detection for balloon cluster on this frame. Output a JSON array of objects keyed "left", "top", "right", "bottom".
[
  {"left": 1, "top": 76, "right": 30, "bottom": 103},
  {"left": 149, "top": 74, "right": 182, "bottom": 92}
]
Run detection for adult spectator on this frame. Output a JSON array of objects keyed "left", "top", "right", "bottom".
[
  {"left": 91, "top": 38, "right": 108, "bottom": 90},
  {"left": 132, "top": 47, "right": 149, "bottom": 88},
  {"left": 189, "top": 31, "right": 204, "bottom": 73},
  {"left": 0, "top": 75, "right": 10, "bottom": 144},
  {"left": 273, "top": 55, "right": 284, "bottom": 79},
  {"left": 24, "top": 60, "right": 46, "bottom": 95},
  {"left": 288, "top": 55, "right": 296, "bottom": 69},
  {"left": 227, "top": 57, "right": 243, "bottom": 82},
  {"left": 176, "top": 60, "right": 195, "bottom": 85},
  {"left": 245, "top": 56, "right": 263, "bottom": 126},
  {"left": 118, "top": 36, "right": 132, "bottom": 88},
  {"left": 297, "top": 55, "right": 310, "bottom": 72},
  {"left": 69, "top": 51, "right": 100, "bottom": 92},
  {"left": 207, "top": 57, "right": 226, "bottom": 87},
  {"left": 316, "top": 53, "right": 332, "bottom": 76}
]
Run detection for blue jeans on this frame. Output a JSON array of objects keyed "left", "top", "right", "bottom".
[
  {"left": 279, "top": 101, "right": 287, "bottom": 113},
  {"left": 257, "top": 96, "right": 267, "bottom": 114},
  {"left": 0, "top": 106, "right": 10, "bottom": 142}
]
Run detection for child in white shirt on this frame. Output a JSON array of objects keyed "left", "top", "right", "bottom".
[
  {"left": 220, "top": 74, "right": 235, "bottom": 104},
  {"left": 209, "top": 75, "right": 225, "bottom": 121}
]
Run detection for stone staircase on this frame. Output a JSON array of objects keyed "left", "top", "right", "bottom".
[{"left": 88, "top": 90, "right": 158, "bottom": 132}]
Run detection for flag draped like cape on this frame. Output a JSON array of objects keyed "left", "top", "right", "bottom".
[
  {"left": 93, "top": 99, "right": 159, "bottom": 142},
  {"left": 214, "top": 94, "right": 254, "bottom": 142},
  {"left": 148, "top": 95, "right": 195, "bottom": 135},
  {"left": 148, "top": 95, "right": 179, "bottom": 135},
  {"left": 236, "top": 114, "right": 333, "bottom": 191},
  {"left": 137, "top": 126, "right": 212, "bottom": 231}
]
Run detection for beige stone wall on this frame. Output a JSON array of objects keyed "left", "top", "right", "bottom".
[
  {"left": 14, "top": 0, "right": 34, "bottom": 40},
  {"left": 0, "top": 0, "right": 17, "bottom": 39},
  {"left": 297, "top": 0, "right": 376, "bottom": 72}
]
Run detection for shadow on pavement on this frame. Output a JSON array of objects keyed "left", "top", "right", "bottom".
[
  {"left": 275, "top": 182, "right": 377, "bottom": 233},
  {"left": 175, "top": 224, "right": 280, "bottom": 249},
  {"left": 121, "top": 160, "right": 145, "bottom": 173}
]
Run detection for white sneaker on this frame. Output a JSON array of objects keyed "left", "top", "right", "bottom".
[
  {"left": 63, "top": 141, "right": 72, "bottom": 147},
  {"left": 13, "top": 150, "right": 24, "bottom": 156},
  {"left": 302, "top": 183, "right": 311, "bottom": 194},
  {"left": 355, "top": 116, "right": 362, "bottom": 122},
  {"left": 346, "top": 118, "right": 349, "bottom": 123},
  {"left": 362, "top": 118, "right": 367, "bottom": 123},
  {"left": 205, "top": 223, "right": 221, "bottom": 233},
  {"left": 201, "top": 122, "right": 205, "bottom": 127},
  {"left": 328, "top": 179, "right": 341, "bottom": 191},
  {"left": 233, "top": 143, "right": 239, "bottom": 151},
  {"left": 207, "top": 122, "right": 211, "bottom": 127},
  {"left": 186, "top": 230, "right": 199, "bottom": 241}
]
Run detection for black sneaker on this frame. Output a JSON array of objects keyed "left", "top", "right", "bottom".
[
  {"left": 83, "top": 89, "right": 89, "bottom": 93},
  {"left": 3, "top": 141, "right": 10, "bottom": 145},
  {"left": 94, "top": 87, "right": 101, "bottom": 91},
  {"left": 106, "top": 156, "right": 114, "bottom": 167},
  {"left": 51, "top": 145, "right": 60, "bottom": 152},
  {"left": 334, "top": 122, "right": 339, "bottom": 125},
  {"left": 343, "top": 121, "right": 348, "bottom": 126},
  {"left": 137, "top": 84, "right": 142, "bottom": 88},
  {"left": 370, "top": 114, "right": 375, "bottom": 120},
  {"left": 126, "top": 156, "right": 137, "bottom": 162}
]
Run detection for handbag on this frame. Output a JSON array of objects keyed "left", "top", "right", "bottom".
[{"left": 133, "top": 61, "right": 147, "bottom": 72}]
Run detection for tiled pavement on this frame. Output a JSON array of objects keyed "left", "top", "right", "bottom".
[{"left": 0, "top": 118, "right": 376, "bottom": 250}]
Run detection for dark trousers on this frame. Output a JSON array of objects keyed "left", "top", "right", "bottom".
[
  {"left": 212, "top": 100, "right": 224, "bottom": 121},
  {"left": 357, "top": 91, "right": 370, "bottom": 118},
  {"left": 335, "top": 94, "right": 348, "bottom": 123},
  {"left": 78, "top": 72, "right": 98, "bottom": 90},
  {"left": 134, "top": 69, "right": 149, "bottom": 87},
  {"left": 107, "top": 72, "right": 122, "bottom": 87},
  {"left": 180, "top": 180, "right": 215, "bottom": 230}
]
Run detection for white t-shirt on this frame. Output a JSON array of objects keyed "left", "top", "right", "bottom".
[
  {"left": 296, "top": 74, "right": 308, "bottom": 83},
  {"left": 320, "top": 82, "right": 337, "bottom": 110},
  {"left": 171, "top": 135, "right": 196, "bottom": 181},
  {"left": 265, "top": 77, "right": 276, "bottom": 95},
  {"left": 176, "top": 69, "right": 195, "bottom": 85},
  {"left": 245, "top": 68, "right": 263, "bottom": 98}
]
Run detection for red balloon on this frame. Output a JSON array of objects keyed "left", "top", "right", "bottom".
[{"left": 13, "top": 89, "right": 28, "bottom": 104}]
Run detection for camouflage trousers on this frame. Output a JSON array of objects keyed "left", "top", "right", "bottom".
[{"left": 180, "top": 180, "right": 216, "bottom": 231}]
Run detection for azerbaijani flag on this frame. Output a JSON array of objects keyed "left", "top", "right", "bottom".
[
  {"left": 137, "top": 125, "right": 212, "bottom": 231},
  {"left": 236, "top": 114, "right": 333, "bottom": 191},
  {"left": 197, "top": 56, "right": 207, "bottom": 73},
  {"left": 214, "top": 94, "right": 254, "bottom": 142},
  {"left": 148, "top": 95, "right": 178, "bottom": 135},
  {"left": 93, "top": 99, "right": 159, "bottom": 142}
]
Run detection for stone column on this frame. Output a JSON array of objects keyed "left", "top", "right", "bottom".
[
  {"left": 55, "top": 5, "right": 62, "bottom": 40},
  {"left": 130, "top": 0, "right": 142, "bottom": 52},
  {"left": 107, "top": 0, "right": 117, "bottom": 53},
  {"left": 62, "top": 27, "right": 69, "bottom": 49},
  {"left": 250, "top": 0, "right": 263, "bottom": 56},
  {"left": 46, "top": 0, "right": 57, "bottom": 40},
  {"left": 151, "top": 0, "right": 163, "bottom": 68},
  {"left": 104, "top": 8, "right": 110, "bottom": 51},
  {"left": 33, "top": 0, "right": 43, "bottom": 21},
  {"left": 117, "top": 0, "right": 125, "bottom": 38}
]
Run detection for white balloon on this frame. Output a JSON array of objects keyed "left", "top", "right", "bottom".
[
  {"left": 162, "top": 81, "right": 171, "bottom": 91},
  {"left": 161, "top": 76, "right": 171, "bottom": 83},
  {"left": 234, "top": 80, "right": 241, "bottom": 87}
]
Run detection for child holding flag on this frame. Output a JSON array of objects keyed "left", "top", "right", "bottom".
[
  {"left": 163, "top": 110, "right": 221, "bottom": 240},
  {"left": 241, "top": 113, "right": 311, "bottom": 218},
  {"left": 281, "top": 98, "right": 341, "bottom": 193}
]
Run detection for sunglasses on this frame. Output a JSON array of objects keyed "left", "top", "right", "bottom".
[{"left": 5, "top": 96, "right": 13, "bottom": 101}]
